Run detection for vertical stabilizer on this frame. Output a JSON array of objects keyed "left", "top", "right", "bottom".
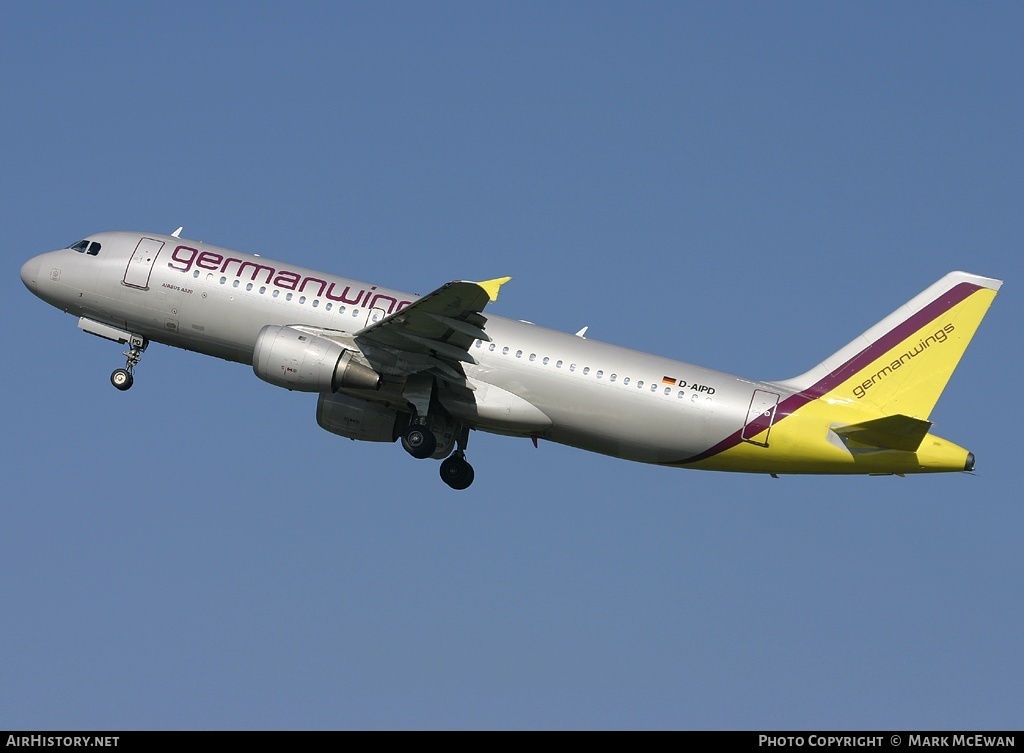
[{"left": 775, "top": 271, "right": 1001, "bottom": 419}]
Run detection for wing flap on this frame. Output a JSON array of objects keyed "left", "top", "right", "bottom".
[{"left": 354, "top": 276, "right": 510, "bottom": 379}]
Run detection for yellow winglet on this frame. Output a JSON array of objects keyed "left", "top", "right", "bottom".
[{"left": 476, "top": 276, "right": 512, "bottom": 302}]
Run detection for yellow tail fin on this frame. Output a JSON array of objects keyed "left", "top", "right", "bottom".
[{"left": 777, "top": 272, "right": 1001, "bottom": 420}]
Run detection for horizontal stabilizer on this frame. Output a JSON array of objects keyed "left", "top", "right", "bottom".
[{"left": 832, "top": 414, "right": 932, "bottom": 452}]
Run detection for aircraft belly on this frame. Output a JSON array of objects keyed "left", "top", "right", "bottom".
[{"left": 439, "top": 377, "right": 551, "bottom": 432}]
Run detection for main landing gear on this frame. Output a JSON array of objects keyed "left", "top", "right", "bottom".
[
  {"left": 400, "top": 421, "right": 476, "bottom": 490},
  {"left": 401, "top": 421, "right": 437, "bottom": 459},
  {"left": 439, "top": 450, "right": 474, "bottom": 491},
  {"left": 110, "top": 335, "right": 147, "bottom": 391},
  {"left": 399, "top": 374, "right": 477, "bottom": 490}
]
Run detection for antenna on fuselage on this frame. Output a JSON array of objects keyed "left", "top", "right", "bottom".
[
  {"left": 575, "top": 326, "right": 588, "bottom": 339},
  {"left": 171, "top": 226, "right": 183, "bottom": 238}
]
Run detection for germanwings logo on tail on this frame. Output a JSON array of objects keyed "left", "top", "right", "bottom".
[{"left": 852, "top": 324, "right": 955, "bottom": 399}]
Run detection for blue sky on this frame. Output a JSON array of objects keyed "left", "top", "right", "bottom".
[{"left": 2, "top": 2, "right": 1021, "bottom": 729}]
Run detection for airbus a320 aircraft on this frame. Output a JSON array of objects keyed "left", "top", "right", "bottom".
[{"left": 20, "top": 230, "right": 1001, "bottom": 489}]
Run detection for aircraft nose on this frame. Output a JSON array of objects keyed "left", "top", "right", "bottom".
[{"left": 20, "top": 257, "right": 40, "bottom": 291}]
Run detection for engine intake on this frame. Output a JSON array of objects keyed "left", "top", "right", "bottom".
[{"left": 253, "top": 325, "right": 380, "bottom": 392}]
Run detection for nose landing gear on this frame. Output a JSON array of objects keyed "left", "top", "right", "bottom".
[
  {"left": 110, "top": 368, "right": 133, "bottom": 390},
  {"left": 110, "top": 335, "right": 147, "bottom": 391}
]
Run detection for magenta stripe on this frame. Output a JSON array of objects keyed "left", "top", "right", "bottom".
[{"left": 672, "top": 281, "right": 982, "bottom": 466}]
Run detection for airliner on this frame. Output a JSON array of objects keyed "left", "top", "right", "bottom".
[{"left": 20, "top": 230, "right": 1001, "bottom": 489}]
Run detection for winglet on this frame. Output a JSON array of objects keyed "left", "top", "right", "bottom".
[{"left": 476, "top": 276, "right": 512, "bottom": 302}]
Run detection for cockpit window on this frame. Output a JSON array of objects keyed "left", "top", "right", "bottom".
[{"left": 68, "top": 239, "right": 101, "bottom": 256}]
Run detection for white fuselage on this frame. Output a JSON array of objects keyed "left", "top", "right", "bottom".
[{"left": 21, "top": 231, "right": 778, "bottom": 465}]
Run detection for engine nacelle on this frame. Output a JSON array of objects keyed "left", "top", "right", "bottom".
[
  {"left": 253, "top": 325, "right": 380, "bottom": 392},
  {"left": 316, "top": 392, "right": 405, "bottom": 442}
]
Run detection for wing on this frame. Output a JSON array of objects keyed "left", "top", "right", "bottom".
[{"left": 353, "top": 276, "right": 511, "bottom": 384}]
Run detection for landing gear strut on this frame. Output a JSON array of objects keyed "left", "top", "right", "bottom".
[
  {"left": 110, "top": 335, "right": 147, "bottom": 391},
  {"left": 399, "top": 374, "right": 476, "bottom": 489},
  {"left": 439, "top": 426, "right": 475, "bottom": 490}
]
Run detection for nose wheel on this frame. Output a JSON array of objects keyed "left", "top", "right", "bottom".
[
  {"left": 110, "top": 368, "right": 134, "bottom": 391},
  {"left": 110, "top": 335, "right": 147, "bottom": 391}
]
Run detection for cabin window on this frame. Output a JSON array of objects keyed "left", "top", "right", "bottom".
[
  {"left": 542, "top": 357, "right": 549, "bottom": 365},
  {"left": 583, "top": 367, "right": 590, "bottom": 376},
  {"left": 650, "top": 384, "right": 658, "bottom": 392},
  {"left": 515, "top": 350, "right": 522, "bottom": 358},
  {"left": 502, "top": 347, "right": 509, "bottom": 355},
  {"left": 286, "top": 293, "right": 293, "bottom": 301},
  {"left": 246, "top": 283, "right": 253, "bottom": 291},
  {"left": 272, "top": 289, "right": 279, "bottom": 298},
  {"left": 609, "top": 373, "right": 616, "bottom": 382},
  {"left": 569, "top": 363, "right": 576, "bottom": 372},
  {"left": 489, "top": 343, "right": 496, "bottom": 352},
  {"left": 622, "top": 377, "right": 629, "bottom": 385},
  {"left": 326, "top": 303, "right": 332, "bottom": 310},
  {"left": 664, "top": 387, "right": 671, "bottom": 395},
  {"left": 637, "top": 381, "right": 644, "bottom": 388},
  {"left": 529, "top": 353, "right": 536, "bottom": 362},
  {"left": 259, "top": 286, "right": 266, "bottom": 294},
  {"left": 193, "top": 270, "right": 200, "bottom": 278},
  {"left": 299, "top": 296, "right": 306, "bottom": 304},
  {"left": 596, "top": 370, "right": 603, "bottom": 379},
  {"left": 312, "top": 299, "right": 319, "bottom": 308},
  {"left": 556, "top": 360, "right": 563, "bottom": 368}
]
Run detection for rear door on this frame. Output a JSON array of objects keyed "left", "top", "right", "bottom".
[{"left": 741, "top": 389, "right": 780, "bottom": 447}]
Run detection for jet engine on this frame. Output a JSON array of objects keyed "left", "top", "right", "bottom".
[
  {"left": 316, "top": 392, "right": 406, "bottom": 442},
  {"left": 253, "top": 325, "right": 380, "bottom": 392}
]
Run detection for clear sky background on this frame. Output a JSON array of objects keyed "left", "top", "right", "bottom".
[{"left": 1, "top": 2, "right": 1021, "bottom": 730}]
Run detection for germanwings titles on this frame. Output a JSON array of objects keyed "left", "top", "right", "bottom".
[{"left": 20, "top": 231, "right": 1001, "bottom": 489}]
